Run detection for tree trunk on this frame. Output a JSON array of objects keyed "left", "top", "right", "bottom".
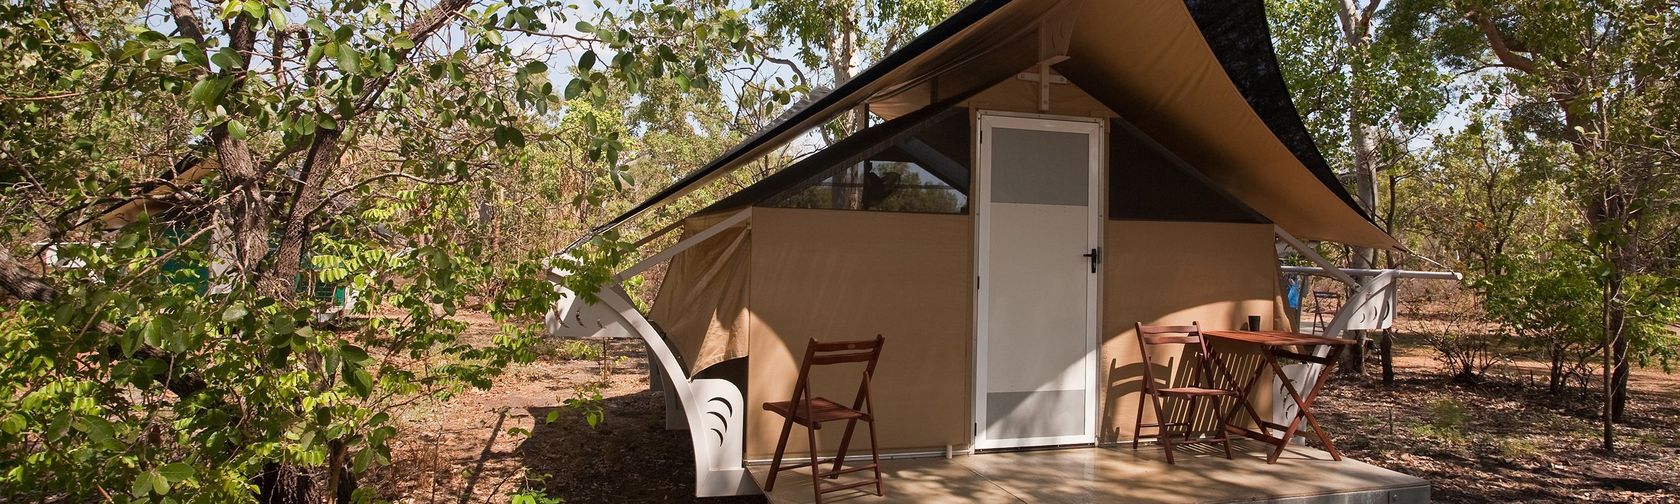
[
  {"left": 823, "top": 11, "right": 861, "bottom": 208},
  {"left": 1602, "top": 278, "right": 1617, "bottom": 453},
  {"left": 212, "top": 133, "right": 273, "bottom": 286},
  {"left": 1341, "top": 122, "right": 1381, "bottom": 377},
  {"left": 1380, "top": 328, "right": 1394, "bottom": 386},
  {"left": 263, "top": 130, "right": 344, "bottom": 300},
  {"left": 1548, "top": 344, "right": 1565, "bottom": 395},
  {"left": 1334, "top": 0, "right": 1381, "bottom": 378},
  {"left": 1610, "top": 302, "right": 1630, "bottom": 422},
  {"left": 1586, "top": 182, "right": 1634, "bottom": 450}
]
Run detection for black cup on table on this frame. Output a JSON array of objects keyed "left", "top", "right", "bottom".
[{"left": 1247, "top": 315, "right": 1263, "bottom": 331}]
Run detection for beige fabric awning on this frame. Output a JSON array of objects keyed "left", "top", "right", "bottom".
[
  {"left": 648, "top": 214, "right": 752, "bottom": 373},
  {"left": 866, "top": 1, "right": 1397, "bottom": 249},
  {"left": 580, "top": 0, "right": 1399, "bottom": 250}
]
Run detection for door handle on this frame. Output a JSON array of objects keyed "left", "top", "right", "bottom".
[{"left": 1083, "top": 247, "right": 1101, "bottom": 273}]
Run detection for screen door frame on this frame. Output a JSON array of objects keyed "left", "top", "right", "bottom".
[{"left": 972, "top": 111, "right": 1103, "bottom": 450}]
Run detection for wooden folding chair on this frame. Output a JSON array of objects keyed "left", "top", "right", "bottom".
[
  {"left": 762, "top": 335, "right": 886, "bottom": 502},
  {"left": 1312, "top": 291, "right": 1343, "bottom": 332},
  {"left": 1132, "top": 322, "right": 1240, "bottom": 464}
]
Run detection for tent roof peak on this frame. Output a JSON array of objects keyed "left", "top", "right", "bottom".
[{"left": 567, "top": 0, "right": 1399, "bottom": 252}]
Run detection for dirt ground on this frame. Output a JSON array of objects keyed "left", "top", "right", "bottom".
[
  {"left": 361, "top": 310, "right": 763, "bottom": 503},
  {"left": 369, "top": 310, "right": 1680, "bottom": 503},
  {"left": 1315, "top": 341, "right": 1680, "bottom": 503}
]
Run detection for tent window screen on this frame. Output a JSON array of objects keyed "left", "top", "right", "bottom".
[{"left": 764, "top": 110, "right": 971, "bottom": 214}]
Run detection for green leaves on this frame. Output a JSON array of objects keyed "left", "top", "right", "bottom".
[
  {"left": 351, "top": 446, "right": 376, "bottom": 473},
  {"left": 143, "top": 316, "right": 180, "bottom": 351},
  {"left": 221, "top": 304, "right": 248, "bottom": 323},
  {"left": 493, "top": 125, "right": 526, "bottom": 148},
  {"left": 511, "top": 489, "right": 564, "bottom": 504},
  {"left": 130, "top": 469, "right": 169, "bottom": 496},
  {"left": 335, "top": 44, "right": 362, "bottom": 75},
  {"left": 0, "top": 0, "right": 767, "bottom": 499},
  {"left": 209, "top": 48, "right": 243, "bottom": 70},
  {"left": 577, "top": 50, "right": 597, "bottom": 71},
  {"left": 341, "top": 361, "right": 373, "bottom": 398},
  {"left": 564, "top": 78, "right": 586, "bottom": 100},
  {"left": 340, "top": 344, "right": 370, "bottom": 364},
  {"left": 0, "top": 414, "right": 25, "bottom": 435},
  {"left": 158, "top": 462, "right": 196, "bottom": 483},
  {"left": 562, "top": 387, "right": 605, "bottom": 428},
  {"left": 187, "top": 77, "right": 231, "bottom": 107},
  {"left": 122, "top": 463, "right": 194, "bottom": 497},
  {"left": 227, "top": 119, "right": 249, "bottom": 140}
]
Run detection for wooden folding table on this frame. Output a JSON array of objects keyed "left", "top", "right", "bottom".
[{"left": 1203, "top": 330, "right": 1356, "bottom": 464}]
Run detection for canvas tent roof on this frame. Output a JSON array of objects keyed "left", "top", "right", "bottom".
[{"left": 575, "top": 0, "right": 1400, "bottom": 250}]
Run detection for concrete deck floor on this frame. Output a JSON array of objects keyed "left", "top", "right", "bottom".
[{"left": 748, "top": 439, "right": 1429, "bottom": 503}]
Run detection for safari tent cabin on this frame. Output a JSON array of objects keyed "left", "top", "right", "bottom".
[{"left": 548, "top": 1, "right": 1427, "bottom": 501}]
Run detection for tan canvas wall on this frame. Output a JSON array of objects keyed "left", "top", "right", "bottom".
[
  {"left": 648, "top": 216, "right": 752, "bottom": 374},
  {"left": 1099, "top": 220, "right": 1278, "bottom": 442},
  {"left": 745, "top": 208, "right": 973, "bottom": 459}
]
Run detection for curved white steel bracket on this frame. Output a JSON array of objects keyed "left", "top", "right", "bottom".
[
  {"left": 1272, "top": 269, "right": 1401, "bottom": 430},
  {"left": 545, "top": 270, "right": 756, "bottom": 497}
]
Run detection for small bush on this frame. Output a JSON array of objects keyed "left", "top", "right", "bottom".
[
  {"left": 1427, "top": 398, "right": 1468, "bottom": 429},
  {"left": 1411, "top": 398, "right": 1470, "bottom": 442},
  {"left": 1419, "top": 295, "right": 1504, "bottom": 384},
  {"left": 511, "top": 488, "right": 564, "bottom": 504},
  {"left": 552, "top": 339, "right": 604, "bottom": 361},
  {"left": 1478, "top": 246, "right": 1603, "bottom": 394},
  {"left": 1495, "top": 436, "right": 1544, "bottom": 462}
]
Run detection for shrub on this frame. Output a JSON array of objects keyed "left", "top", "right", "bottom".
[
  {"left": 1478, "top": 244, "right": 1602, "bottom": 394},
  {"left": 1420, "top": 295, "right": 1505, "bottom": 384},
  {"left": 552, "top": 339, "right": 605, "bottom": 361},
  {"left": 1410, "top": 397, "right": 1470, "bottom": 442}
]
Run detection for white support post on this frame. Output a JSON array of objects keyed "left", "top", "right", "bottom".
[
  {"left": 1282, "top": 265, "right": 1462, "bottom": 281},
  {"left": 594, "top": 288, "right": 754, "bottom": 496},
  {"left": 544, "top": 272, "right": 756, "bottom": 496},
  {"left": 543, "top": 212, "right": 759, "bottom": 496},
  {"left": 616, "top": 208, "right": 750, "bottom": 281},
  {"left": 900, "top": 137, "right": 971, "bottom": 189},
  {"left": 632, "top": 219, "right": 684, "bottom": 248},
  {"left": 1274, "top": 226, "right": 1357, "bottom": 287},
  {"left": 1272, "top": 226, "right": 1375, "bottom": 442}
]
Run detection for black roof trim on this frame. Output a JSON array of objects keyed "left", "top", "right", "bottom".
[{"left": 1182, "top": 0, "right": 1372, "bottom": 221}]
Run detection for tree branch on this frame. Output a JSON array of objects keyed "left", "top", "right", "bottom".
[
  {"left": 763, "top": 55, "right": 810, "bottom": 89},
  {"left": 1358, "top": 0, "right": 1381, "bottom": 38},
  {"left": 0, "top": 248, "right": 57, "bottom": 302},
  {"left": 1469, "top": 12, "right": 1538, "bottom": 74},
  {"left": 167, "top": 0, "right": 205, "bottom": 44},
  {"left": 307, "top": 171, "right": 469, "bottom": 221},
  {"left": 355, "top": 0, "right": 474, "bottom": 111}
]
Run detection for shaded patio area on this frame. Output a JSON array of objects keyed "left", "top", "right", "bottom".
[{"left": 748, "top": 439, "right": 1428, "bottom": 503}]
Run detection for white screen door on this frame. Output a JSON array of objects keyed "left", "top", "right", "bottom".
[{"left": 974, "top": 113, "right": 1101, "bottom": 450}]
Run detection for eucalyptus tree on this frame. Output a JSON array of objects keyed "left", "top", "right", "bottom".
[
  {"left": 1385, "top": 0, "right": 1680, "bottom": 452},
  {"left": 758, "top": 0, "right": 963, "bottom": 138},
  {"left": 1267, "top": 0, "right": 1449, "bottom": 379},
  {"left": 0, "top": 0, "right": 767, "bottom": 501}
]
